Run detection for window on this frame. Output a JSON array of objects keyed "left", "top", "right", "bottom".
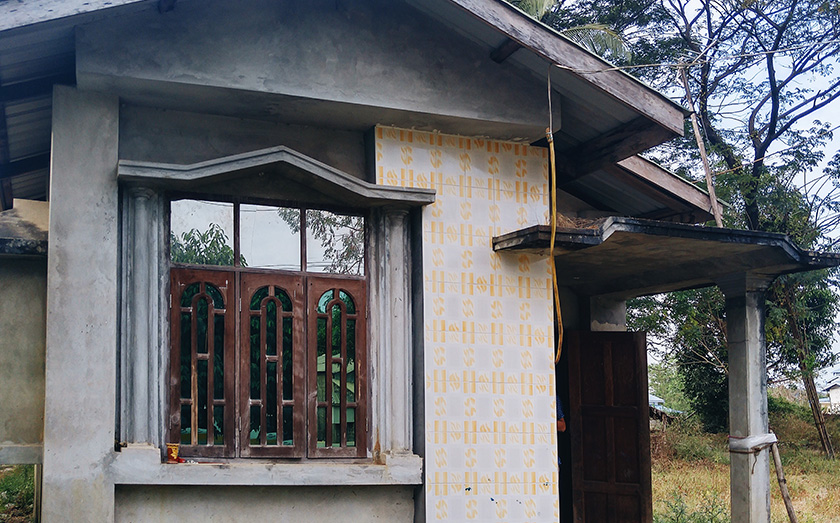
[{"left": 168, "top": 198, "right": 366, "bottom": 459}]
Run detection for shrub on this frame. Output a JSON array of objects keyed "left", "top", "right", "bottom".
[
  {"left": 654, "top": 491, "right": 728, "bottom": 523},
  {"left": 0, "top": 465, "right": 35, "bottom": 522}
]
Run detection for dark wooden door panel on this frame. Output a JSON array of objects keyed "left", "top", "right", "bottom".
[{"left": 567, "top": 331, "right": 652, "bottom": 523}]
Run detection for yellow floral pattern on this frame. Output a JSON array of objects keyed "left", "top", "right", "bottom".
[{"left": 376, "top": 126, "right": 559, "bottom": 522}]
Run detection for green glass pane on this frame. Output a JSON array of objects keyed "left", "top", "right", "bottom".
[
  {"left": 206, "top": 283, "right": 225, "bottom": 310},
  {"left": 332, "top": 362, "right": 341, "bottom": 404},
  {"left": 180, "top": 312, "right": 191, "bottom": 399},
  {"left": 347, "top": 319, "right": 355, "bottom": 402},
  {"left": 180, "top": 283, "right": 200, "bottom": 308},
  {"left": 180, "top": 404, "right": 191, "bottom": 445},
  {"left": 316, "top": 290, "right": 333, "bottom": 313},
  {"left": 250, "top": 286, "right": 269, "bottom": 311},
  {"left": 282, "top": 317, "right": 293, "bottom": 401},
  {"left": 213, "top": 314, "right": 225, "bottom": 400},
  {"left": 195, "top": 297, "right": 208, "bottom": 354},
  {"left": 331, "top": 304, "right": 341, "bottom": 358},
  {"left": 282, "top": 406, "right": 294, "bottom": 446},
  {"left": 213, "top": 405, "right": 224, "bottom": 445},
  {"left": 316, "top": 318, "right": 326, "bottom": 402},
  {"left": 265, "top": 299, "right": 277, "bottom": 356},
  {"left": 317, "top": 406, "right": 326, "bottom": 447},
  {"left": 266, "top": 361, "right": 277, "bottom": 445},
  {"left": 347, "top": 407, "right": 356, "bottom": 447},
  {"left": 249, "top": 315, "right": 261, "bottom": 400},
  {"left": 197, "top": 359, "right": 208, "bottom": 445},
  {"left": 332, "top": 406, "right": 341, "bottom": 447},
  {"left": 338, "top": 290, "right": 355, "bottom": 314},
  {"left": 250, "top": 405, "right": 261, "bottom": 446},
  {"left": 276, "top": 287, "right": 291, "bottom": 311}
]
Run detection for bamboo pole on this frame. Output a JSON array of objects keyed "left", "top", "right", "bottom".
[
  {"left": 679, "top": 64, "right": 723, "bottom": 227},
  {"left": 771, "top": 441, "right": 798, "bottom": 523}
]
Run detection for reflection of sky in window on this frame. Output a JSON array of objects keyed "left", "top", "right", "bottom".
[
  {"left": 170, "top": 200, "right": 234, "bottom": 250},
  {"left": 170, "top": 200, "right": 359, "bottom": 273},
  {"left": 240, "top": 204, "right": 300, "bottom": 270}
]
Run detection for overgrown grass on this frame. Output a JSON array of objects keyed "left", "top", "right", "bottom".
[
  {"left": 652, "top": 395, "right": 840, "bottom": 523},
  {"left": 0, "top": 465, "right": 34, "bottom": 523}
]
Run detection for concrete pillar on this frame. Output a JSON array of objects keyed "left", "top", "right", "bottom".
[
  {"left": 368, "top": 207, "right": 413, "bottom": 459},
  {"left": 43, "top": 86, "right": 119, "bottom": 522},
  {"left": 120, "top": 186, "right": 165, "bottom": 446},
  {"left": 385, "top": 208, "right": 412, "bottom": 453},
  {"left": 719, "top": 274, "right": 773, "bottom": 523}
]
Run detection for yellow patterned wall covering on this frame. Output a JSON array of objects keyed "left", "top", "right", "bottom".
[{"left": 376, "top": 127, "right": 559, "bottom": 522}]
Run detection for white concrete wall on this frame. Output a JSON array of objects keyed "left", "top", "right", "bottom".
[
  {"left": 0, "top": 257, "right": 47, "bottom": 463},
  {"left": 76, "top": 0, "right": 557, "bottom": 140},
  {"left": 115, "top": 485, "right": 414, "bottom": 522},
  {"left": 376, "top": 127, "right": 559, "bottom": 522}
]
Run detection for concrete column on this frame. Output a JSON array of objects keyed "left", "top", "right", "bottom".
[
  {"left": 120, "top": 186, "right": 164, "bottom": 446},
  {"left": 43, "top": 86, "right": 119, "bottom": 521},
  {"left": 719, "top": 273, "right": 773, "bottom": 523},
  {"left": 385, "top": 208, "right": 412, "bottom": 454}
]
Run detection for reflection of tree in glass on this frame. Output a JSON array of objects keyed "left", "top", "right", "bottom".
[
  {"left": 277, "top": 209, "right": 363, "bottom": 274},
  {"left": 170, "top": 223, "right": 246, "bottom": 266}
]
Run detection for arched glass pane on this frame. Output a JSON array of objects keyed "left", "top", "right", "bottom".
[
  {"left": 249, "top": 315, "right": 261, "bottom": 400},
  {"left": 316, "top": 407, "right": 326, "bottom": 448},
  {"left": 180, "top": 283, "right": 200, "bottom": 308},
  {"left": 316, "top": 318, "right": 326, "bottom": 402},
  {"left": 266, "top": 361, "right": 277, "bottom": 445},
  {"left": 250, "top": 286, "right": 269, "bottom": 311},
  {"left": 346, "top": 407, "right": 356, "bottom": 447},
  {"left": 316, "top": 290, "right": 333, "bottom": 313},
  {"left": 283, "top": 317, "right": 293, "bottom": 401},
  {"left": 179, "top": 312, "right": 191, "bottom": 399},
  {"left": 331, "top": 303, "right": 341, "bottom": 358},
  {"left": 197, "top": 359, "right": 208, "bottom": 445},
  {"left": 213, "top": 314, "right": 225, "bottom": 400},
  {"left": 339, "top": 290, "right": 355, "bottom": 314},
  {"left": 206, "top": 284, "right": 225, "bottom": 310},
  {"left": 276, "top": 287, "right": 292, "bottom": 311},
  {"left": 265, "top": 300, "right": 277, "bottom": 356},
  {"left": 195, "top": 297, "right": 209, "bottom": 354},
  {"left": 346, "top": 319, "right": 356, "bottom": 403}
]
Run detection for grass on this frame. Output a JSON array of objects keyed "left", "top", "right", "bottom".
[
  {"left": 652, "top": 397, "right": 840, "bottom": 523},
  {"left": 0, "top": 465, "right": 34, "bottom": 523}
]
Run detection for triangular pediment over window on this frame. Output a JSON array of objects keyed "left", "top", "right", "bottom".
[{"left": 118, "top": 146, "right": 435, "bottom": 209}]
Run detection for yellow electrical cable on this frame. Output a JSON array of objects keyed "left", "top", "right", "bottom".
[{"left": 546, "top": 128, "right": 564, "bottom": 364}]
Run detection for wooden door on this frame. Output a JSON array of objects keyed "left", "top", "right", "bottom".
[{"left": 566, "top": 331, "right": 652, "bottom": 523}]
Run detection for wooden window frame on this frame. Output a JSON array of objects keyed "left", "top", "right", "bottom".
[{"left": 167, "top": 196, "right": 368, "bottom": 460}]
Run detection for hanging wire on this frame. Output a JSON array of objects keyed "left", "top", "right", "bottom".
[{"left": 547, "top": 65, "right": 564, "bottom": 364}]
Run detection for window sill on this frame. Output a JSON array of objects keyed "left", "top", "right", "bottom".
[{"left": 109, "top": 444, "right": 422, "bottom": 486}]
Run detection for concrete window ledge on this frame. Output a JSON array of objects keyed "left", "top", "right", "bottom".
[
  {"left": 109, "top": 445, "right": 423, "bottom": 486},
  {"left": 0, "top": 444, "right": 43, "bottom": 464}
]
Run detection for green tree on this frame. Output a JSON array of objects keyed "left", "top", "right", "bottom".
[
  {"left": 507, "top": 0, "right": 633, "bottom": 60},
  {"left": 170, "top": 223, "right": 245, "bottom": 266},
  {"left": 606, "top": 0, "right": 840, "bottom": 454}
]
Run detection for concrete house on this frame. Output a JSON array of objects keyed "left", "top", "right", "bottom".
[{"left": 1, "top": 0, "right": 837, "bottom": 522}]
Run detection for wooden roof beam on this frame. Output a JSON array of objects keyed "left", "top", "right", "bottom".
[{"left": 559, "top": 117, "right": 674, "bottom": 184}]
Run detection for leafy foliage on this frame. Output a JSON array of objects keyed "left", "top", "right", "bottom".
[
  {"left": 170, "top": 223, "right": 245, "bottom": 267},
  {"left": 277, "top": 209, "right": 364, "bottom": 275}
]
